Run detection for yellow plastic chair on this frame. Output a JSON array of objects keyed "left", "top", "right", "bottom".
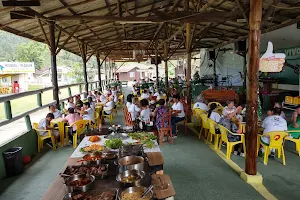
[
  {"left": 218, "top": 124, "right": 246, "bottom": 159},
  {"left": 66, "top": 119, "right": 90, "bottom": 148},
  {"left": 33, "top": 123, "right": 56, "bottom": 152},
  {"left": 102, "top": 109, "right": 114, "bottom": 125},
  {"left": 208, "top": 102, "right": 222, "bottom": 107},
  {"left": 91, "top": 112, "right": 100, "bottom": 129},
  {"left": 285, "top": 131, "right": 300, "bottom": 156},
  {"left": 259, "top": 131, "right": 288, "bottom": 165},
  {"left": 207, "top": 119, "right": 220, "bottom": 149},
  {"left": 199, "top": 114, "right": 209, "bottom": 140},
  {"left": 118, "top": 95, "right": 124, "bottom": 107},
  {"left": 193, "top": 108, "right": 205, "bottom": 127}
]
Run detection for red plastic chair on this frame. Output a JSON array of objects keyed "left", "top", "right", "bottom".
[{"left": 158, "top": 112, "right": 173, "bottom": 145}]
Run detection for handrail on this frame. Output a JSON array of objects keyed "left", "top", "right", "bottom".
[
  {"left": 0, "top": 87, "right": 53, "bottom": 103},
  {"left": 58, "top": 82, "right": 85, "bottom": 89},
  {"left": 0, "top": 81, "right": 105, "bottom": 128},
  {"left": 0, "top": 101, "right": 56, "bottom": 127}
]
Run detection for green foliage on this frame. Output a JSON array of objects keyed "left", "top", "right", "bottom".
[{"left": 16, "top": 41, "right": 47, "bottom": 70}]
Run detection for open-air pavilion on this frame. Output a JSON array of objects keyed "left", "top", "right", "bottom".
[{"left": 0, "top": 0, "right": 300, "bottom": 199}]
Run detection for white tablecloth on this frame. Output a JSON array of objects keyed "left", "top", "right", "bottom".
[{"left": 70, "top": 136, "right": 161, "bottom": 158}]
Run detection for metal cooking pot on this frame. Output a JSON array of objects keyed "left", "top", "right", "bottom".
[
  {"left": 64, "top": 174, "right": 95, "bottom": 192},
  {"left": 118, "top": 156, "right": 144, "bottom": 173},
  {"left": 119, "top": 187, "right": 152, "bottom": 200},
  {"left": 82, "top": 152, "right": 102, "bottom": 165},
  {"left": 116, "top": 169, "right": 145, "bottom": 187}
]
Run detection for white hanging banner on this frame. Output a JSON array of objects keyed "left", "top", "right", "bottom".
[{"left": 259, "top": 41, "right": 286, "bottom": 72}]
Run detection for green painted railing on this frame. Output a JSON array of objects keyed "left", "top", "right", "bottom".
[{"left": 0, "top": 81, "right": 106, "bottom": 128}]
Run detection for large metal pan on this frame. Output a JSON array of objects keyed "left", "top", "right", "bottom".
[
  {"left": 116, "top": 169, "right": 145, "bottom": 187},
  {"left": 119, "top": 187, "right": 152, "bottom": 200},
  {"left": 64, "top": 174, "right": 95, "bottom": 192},
  {"left": 117, "top": 156, "right": 144, "bottom": 173}
]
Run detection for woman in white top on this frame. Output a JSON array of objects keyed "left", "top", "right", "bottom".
[
  {"left": 103, "top": 95, "right": 115, "bottom": 115},
  {"left": 171, "top": 94, "right": 185, "bottom": 137},
  {"left": 66, "top": 97, "right": 75, "bottom": 109},
  {"left": 140, "top": 99, "right": 151, "bottom": 123},
  {"left": 128, "top": 97, "right": 140, "bottom": 121},
  {"left": 88, "top": 97, "right": 96, "bottom": 110},
  {"left": 49, "top": 105, "right": 62, "bottom": 119},
  {"left": 80, "top": 102, "right": 95, "bottom": 123}
]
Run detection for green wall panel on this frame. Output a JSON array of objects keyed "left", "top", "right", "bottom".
[{"left": 0, "top": 130, "right": 37, "bottom": 179}]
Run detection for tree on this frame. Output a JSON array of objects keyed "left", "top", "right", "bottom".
[{"left": 16, "top": 41, "right": 47, "bottom": 70}]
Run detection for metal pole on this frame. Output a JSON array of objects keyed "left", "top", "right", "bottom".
[
  {"left": 81, "top": 43, "right": 88, "bottom": 93},
  {"left": 96, "top": 52, "right": 102, "bottom": 89},
  {"left": 245, "top": 0, "right": 262, "bottom": 175},
  {"left": 186, "top": 22, "right": 192, "bottom": 122},
  {"left": 49, "top": 22, "right": 60, "bottom": 109}
]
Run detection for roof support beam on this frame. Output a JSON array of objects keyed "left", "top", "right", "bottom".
[
  {"left": 261, "top": 0, "right": 281, "bottom": 28},
  {"left": 235, "top": 0, "right": 249, "bottom": 26},
  {"left": 56, "top": 24, "right": 81, "bottom": 55},
  {"left": 37, "top": 18, "right": 50, "bottom": 47}
]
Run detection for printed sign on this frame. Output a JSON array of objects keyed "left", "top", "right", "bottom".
[
  {"left": 259, "top": 42, "right": 286, "bottom": 72},
  {"left": 0, "top": 62, "right": 35, "bottom": 74}
]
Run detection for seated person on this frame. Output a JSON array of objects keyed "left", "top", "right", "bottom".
[
  {"left": 88, "top": 97, "right": 95, "bottom": 110},
  {"left": 126, "top": 94, "right": 133, "bottom": 109},
  {"left": 288, "top": 105, "right": 300, "bottom": 139},
  {"left": 140, "top": 99, "right": 151, "bottom": 123},
  {"left": 88, "top": 91, "right": 96, "bottom": 102},
  {"left": 153, "top": 99, "right": 169, "bottom": 130},
  {"left": 66, "top": 97, "right": 75, "bottom": 109},
  {"left": 219, "top": 101, "right": 243, "bottom": 157},
  {"left": 113, "top": 94, "right": 118, "bottom": 103},
  {"left": 266, "top": 107, "right": 273, "bottom": 117},
  {"left": 193, "top": 95, "right": 208, "bottom": 111},
  {"left": 75, "top": 95, "right": 83, "bottom": 108},
  {"left": 128, "top": 97, "right": 140, "bottom": 121},
  {"left": 171, "top": 94, "right": 185, "bottom": 138},
  {"left": 208, "top": 103, "right": 221, "bottom": 123},
  {"left": 274, "top": 102, "right": 285, "bottom": 119},
  {"left": 49, "top": 105, "right": 62, "bottom": 119},
  {"left": 38, "top": 113, "right": 59, "bottom": 147},
  {"left": 99, "top": 92, "right": 106, "bottom": 102},
  {"left": 111, "top": 87, "right": 118, "bottom": 97},
  {"left": 62, "top": 108, "right": 82, "bottom": 143},
  {"left": 261, "top": 107, "right": 288, "bottom": 157},
  {"left": 80, "top": 102, "right": 95, "bottom": 123},
  {"left": 104, "top": 86, "right": 111, "bottom": 96},
  {"left": 141, "top": 90, "right": 150, "bottom": 99},
  {"left": 149, "top": 98, "right": 157, "bottom": 113},
  {"left": 103, "top": 95, "right": 115, "bottom": 115}
]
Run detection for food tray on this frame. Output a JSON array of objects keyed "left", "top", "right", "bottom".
[
  {"left": 62, "top": 164, "right": 109, "bottom": 180},
  {"left": 63, "top": 188, "right": 119, "bottom": 200}
]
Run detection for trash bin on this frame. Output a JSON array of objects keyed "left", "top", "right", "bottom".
[{"left": 2, "top": 147, "right": 24, "bottom": 177}]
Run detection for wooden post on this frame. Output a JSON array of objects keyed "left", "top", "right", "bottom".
[
  {"left": 49, "top": 22, "right": 60, "bottom": 109},
  {"left": 104, "top": 60, "right": 107, "bottom": 84},
  {"left": 81, "top": 43, "right": 88, "bottom": 93},
  {"left": 186, "top": 22, "right": 192, "bottom": 122},
  {"left": 155, "top": 42, "right": 159, "bottom": 87},
  {"left": 164, "top": 42, "right": 169, "bottom": 91},
  {"left": 245, "top": 0, "right": 262, "bottom": 175},
  {"left": 96, "top": 52, "right": 102, "bottom": 90}
]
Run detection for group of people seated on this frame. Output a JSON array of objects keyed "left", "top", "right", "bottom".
[
  {"left": 193, "top": 94, "right": 300, "bottom": 158},
  {"left": 37, "top": 87, "right": 122, "bottom": 148},
  {"left": 126, "top": 90, "right": 185, "bottom": 138}
]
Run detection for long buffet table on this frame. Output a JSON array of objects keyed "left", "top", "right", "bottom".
[{"left": 42, "top": 135, "right": 174, "bottom": 200}]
